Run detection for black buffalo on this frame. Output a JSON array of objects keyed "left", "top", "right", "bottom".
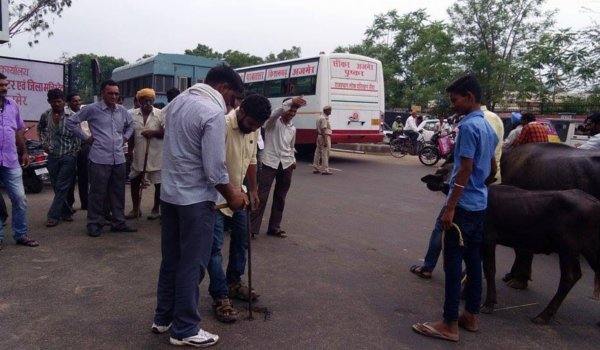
[
  {"left": 500, "top": 143, "right": 600, "bottom": 289},
  {"left": 481, "top": 185, "right": 600, "bottom": 324}
]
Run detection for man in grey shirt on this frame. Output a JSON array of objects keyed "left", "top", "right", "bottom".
[
  {"left": 67, "top": 80, "right": 136, "bottom": 237},
  {"left": 152, "top": 64, "right": 248, "bottom": 348}
]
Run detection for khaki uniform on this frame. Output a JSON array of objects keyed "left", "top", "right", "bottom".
[{"left": 312, "top": 114, "right": 332, "bottom": 173}]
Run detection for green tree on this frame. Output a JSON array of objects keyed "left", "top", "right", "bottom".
[
  {"left": 336, "top": 9, "right": 457, "bottom": 110},
  {"left": 62, "top": 53, "right": 128, "bottom": 103},
  {"left": 184, "top": 44, "right": 222, "bottom": 60},
  {"left": 222, "top": 50, "right": 263, "bottom": 68},
  {"left": 185, "top": 43, "right": 301, "bottom": 68},
  {"left": 6, "top": 0, "right": 72, "bottom": 46},
  {"left": 447, "top": 0, "right": 555, "bottom": 109},
  {"left": 524, "top": 29, "right": 591, "bottom": 103},
  {"left": 265, "top": 46, "right": 302, "bottom": 62}
]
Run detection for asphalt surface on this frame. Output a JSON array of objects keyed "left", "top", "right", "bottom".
[{"left": 1, "top": 150, "right": 599, "bottom": 350}]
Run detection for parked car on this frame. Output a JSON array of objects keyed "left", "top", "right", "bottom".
[{"left": 417, "top": 119, "right": 452, "bottom": 143}]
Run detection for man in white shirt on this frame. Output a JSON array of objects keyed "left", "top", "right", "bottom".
[
  {"left": 250, "top": 96, "right": 306, "bottom": 238},
  {"left": 579, "top": 112, "right": 600, "bottom": 150},
  {"left": 404, "top": 111, "right": 421, "bottom": 149}
]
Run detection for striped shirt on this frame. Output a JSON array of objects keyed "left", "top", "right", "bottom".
[{"left": 38, "top": 109, "right": 80, "bottom": 157}]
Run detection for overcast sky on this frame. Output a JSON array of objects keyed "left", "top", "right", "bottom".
[{"left": 1, "top": 0, "right": 599, "bottom": 64}]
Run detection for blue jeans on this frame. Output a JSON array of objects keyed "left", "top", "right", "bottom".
[
  {"left": 0, "top": 166, "right": 28, "bottom": 241},
  {"left": 47, "top": 154, "right": 77, "bottom": 221},
  {"left": 421, "top": 207, "right": 444, "bottom": 272},
  {"left": 154, "top": 201, "right": 215, "bottom": 339},
  {"left": 442, "top": 206, "right": 486, "bottom": 322},
  {"left": 207, "top": 209, "right": 248, "bottom": 298}
]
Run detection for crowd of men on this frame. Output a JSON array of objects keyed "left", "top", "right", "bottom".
[
  {"left": 0, "top": 64, "right": 322, "bottom": 347},
  {"left": 3, "top": 65, "right": 600, "bottom": 347}
]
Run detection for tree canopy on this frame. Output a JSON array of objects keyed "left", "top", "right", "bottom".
[
  {"left": 61, "top": 53, "right": 128, "bottom": 103},
  {"left": 6, "top": 0, "right": 72, "bottom": 46},
  {"left": 184, "top": 44, "right": 301, "bottom": 68}
]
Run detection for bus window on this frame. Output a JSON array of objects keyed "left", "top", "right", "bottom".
[
  {"left": 265, "top": 79, "right": 285, "bottom": 98},
  {"left": 290, "top": 76, "right": 316, "bottom": 96},
  {"left": 245, "top": 82, "right": 264, "bottom": 95},
  {"left": 154, "top": 75, "right": 175, "bottom": 93}
]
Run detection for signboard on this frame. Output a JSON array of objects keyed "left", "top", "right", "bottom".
[
  {"left": 290, "top": 62, "right": 318, "bottom": 78},
  {"left": 244, "top": 70, "right": 265, "bottom": 83},
  {"left": 0, "top": 0, "right": 8, "bottom": 44},
  {"left": 265, "top": 66, "right": 289, "bottom": 81},
  {"left": 330, "top": 58, "right": 377, "bottom": 81},
  {"left": 0, "top": 56, "right": 65, "bottom": 121}
]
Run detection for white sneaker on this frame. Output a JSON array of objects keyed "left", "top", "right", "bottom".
[
  {"left": 170, "top": 329, "right": 219, "bottom": 347},
  {"left": 151, "top": 322, "right": 172, "bottom": 334}
]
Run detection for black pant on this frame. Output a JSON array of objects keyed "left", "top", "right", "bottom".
[
  {"left": 67, "top": 145, "right": 90, "bottom": 209},
  {"left": 250, "top": 163, "right": 294, "bottom": 235}
]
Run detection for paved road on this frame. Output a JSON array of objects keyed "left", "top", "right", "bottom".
[{"left": 1, "top": 151, "right": 599, "bottom": 349}]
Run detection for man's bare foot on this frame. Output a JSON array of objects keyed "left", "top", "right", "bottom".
[{"left": 458, "top": 311, "right": 479, "bottom": 332}]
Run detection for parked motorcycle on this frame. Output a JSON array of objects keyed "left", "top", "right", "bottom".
[
  {"left": 418, "top": 130, "right": 455, "bottom": 166},
  {"left": 21, "top": 127, "right": 49, "bottom": 193}
]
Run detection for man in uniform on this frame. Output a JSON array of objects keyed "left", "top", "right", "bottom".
[{"left": 312, "top": 105, "right": 333, "bottom": 175}]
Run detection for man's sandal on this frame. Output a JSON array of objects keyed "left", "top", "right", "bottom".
[
  {"left": 267, "top": 230, "right": 287, "bottom": 238},
  {"left": 228, "top": 282, "right": 259, "bottom": 302},
  {"left": 213, "top": 298, "right": 239, "bottom": 323}
]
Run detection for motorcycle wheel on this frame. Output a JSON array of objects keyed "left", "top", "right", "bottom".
[
  {"left": 418, "top": 146, "right": 440, "bottom": 166},
  {"left": 24, "top": 176, "right": 44, "bottom": 194},
  {"left": 389, "top": 138, "right": 407, "bottom": 158}
]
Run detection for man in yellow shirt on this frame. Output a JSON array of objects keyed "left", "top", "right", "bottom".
[{"left": 206, "top": 94, "right": 271, "bottom": 323}]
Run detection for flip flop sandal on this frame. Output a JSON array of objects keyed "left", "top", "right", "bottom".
[
  {"left": 412, "top": 322, "right": 459, "bottom": 342},
  {"left": 46, "top": 219, "right": 59, "bottom": 227},
  {"left": 213, "top": 298, "right": 239, "bottom": 323},
  {"left": 410, "top": 265, "right": 432, "bottom": 279}
]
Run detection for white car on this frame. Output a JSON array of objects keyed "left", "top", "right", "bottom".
[{"left": 417, "top": 119, "right": 441, "bottom": 142}]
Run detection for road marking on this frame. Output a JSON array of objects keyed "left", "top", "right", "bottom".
[{"left": 494, "top": 303, "right": 539, "bottom": 311}]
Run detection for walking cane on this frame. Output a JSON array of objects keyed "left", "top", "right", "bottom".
[
  {"left": 246, "top": 187, "right": 255, "bottom": 320},
  {"left": 137, "top": 139, "right": 151, "bottom": 218}
]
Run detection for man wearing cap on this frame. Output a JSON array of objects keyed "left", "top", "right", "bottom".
[
  {"left": 503, "top": 112, "right": 523, "bottom": 149},
  {"left": 312, "top": 105, "right": 333, "bottom": 175},
  {"left": 126, "top": 88, "right": 164, "bottom": 220},
  {"left": 67, "top": 80, "right": 136, "bottom": 237}
]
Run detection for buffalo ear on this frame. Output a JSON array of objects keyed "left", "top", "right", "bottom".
[{"left": 421, "top": 174, "right": 443, "bottom": 184}]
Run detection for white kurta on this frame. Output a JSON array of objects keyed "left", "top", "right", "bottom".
[{"left": 130, "top": 107, "right": 164, "bottom": 172}]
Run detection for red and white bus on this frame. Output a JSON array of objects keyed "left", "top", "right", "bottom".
[{"left": 236, "top": 53, "right": 384, "bottom": 153}]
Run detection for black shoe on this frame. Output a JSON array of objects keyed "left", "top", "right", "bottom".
[
  {"left": 87, "top": 225, "right": 102, "bottom": 237},
  {"left": 110, "top": 226, "right": 138, "bottom": 233}
]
